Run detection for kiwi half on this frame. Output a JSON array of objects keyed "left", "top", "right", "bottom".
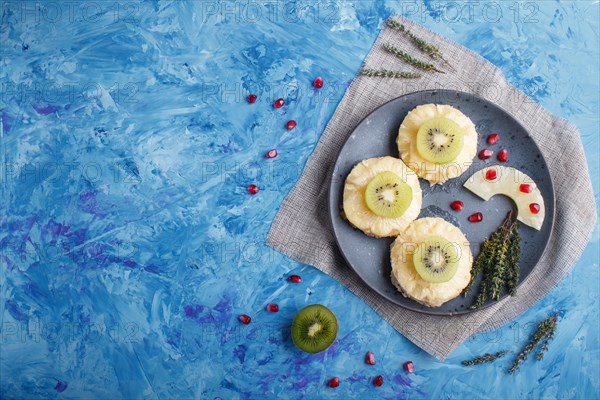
[
  {"left": 416, "top": 117, "right": 464, "bottom": 164},
  {"left": 291, "top": 304, "right": 338, "bottom": 354},
  {"left": 413, "top": 235, "right": 459, "bottom": 283},
  {"left": 364, "top": 171, "right": 412, "bottom": 218}
]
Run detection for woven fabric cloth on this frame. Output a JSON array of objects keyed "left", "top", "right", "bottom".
[{"left": 266, "top": 16, "right": 597, "bottom": 360}]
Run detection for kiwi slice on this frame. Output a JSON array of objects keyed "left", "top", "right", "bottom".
[
  {"left": 291, "top": 304, "right": 338, "bottom": 353},
  {"left": 413, "top": 235, "right": 459, "bottom": 283},
  {"left": 364, "top": 171, "right": 412, "bottom": 218},
  {"left": 416, "top": 117, "right": 464, "bottom": 164}
]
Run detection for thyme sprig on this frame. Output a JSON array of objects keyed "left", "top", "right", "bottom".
[
  {"left": 462, "top": 351, "right": 508, "bottom": 366},
  {"left": 505, "top": 222, "right": 521, "bottom": 295},
  {"left": 491, "top": 224, "right": 511, "bottom": 300},
  {"left": 358, "top": 68, "right": 422, "bottom": 79},
  {"left": 508, "top": 314, "right": 559, "bottom": 374},
  {"left": 383, "top": 43, "right": 445, "bottom": 73},
  {"left": 464, "top": 233, "right": 493, "bottom": 295},
  {"left": 386, "top": 19, "right": 455, "bottom": 71},
  {"left": 465, "top": 211, "right": 522, "bottom": 309}
]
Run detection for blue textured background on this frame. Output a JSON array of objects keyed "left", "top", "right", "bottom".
[{"left": 1, "top": 1, "right": 598, "bottom": 399}]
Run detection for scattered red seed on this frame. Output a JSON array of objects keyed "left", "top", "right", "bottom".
[
  {"left": 313, "top": 77, "right": 323, "bottom": 88},
  {"left": 373, "top": 375, "right": 383, "bottom": 387},
  {"left": 288, "top": 275, "right": 302, "bottom": 283},
  {"left": 520, "top": 184, "right": 533, "bottom": 193},
  {"left": 487, "top": 133, "right": 499, "bottom": 145},
  {"left": 247, "top": 94, "right": 257, "bottom": 104},
  {"left": 247, "top": 184, "right": 259, "bottom": 195},
  {"left": 468, "top": 212, "right": 483, "bottom": 223},
  {"left": 479, "top": 149, "right": 493, "bottom": 160},
  {"left": 239, "top": 314, "right": 251, "bottom": 324},
  {"left": 266, "top": 149, "right": 278, "bottom": 159},
  {"left": 497, "top": 149, "right": 508, "bottom": 162},
  {"left": 485, "top": 169, "right": 497, "bottom": 181},
  {"left": 450, "top": 201, "right": 464, "bottom": 212},
  {"left": 327, "top": 377, "right": 340, "bottom": 388},
  {"left": 529, "top": 203, "right": 541, "bottom": 214},
  {"left": 273, "top": 98, "right": 285, "bottom": 108},
  {"left": 403, "top": 361, "right": 415, "bottom": 373},
  {"left": 266, "top": 303, "right": 279, "bottom": 312},
  {"left": 365, "top": 351, "right": 376, "bottom": 365},
  {"left": 286, "top": 120, "right": 297, "bottom": 130}
]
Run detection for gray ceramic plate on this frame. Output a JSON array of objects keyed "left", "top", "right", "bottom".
[{"left": 329, "top": 90, "right": 555, "bottom": 316}]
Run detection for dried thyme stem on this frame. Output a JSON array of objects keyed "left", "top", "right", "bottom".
[
  {"left": 383, "top": 43, "right": 445, "bottom": 73},
  {"left": 359, "top": 68, "right": 422, "bottom": 79},
  {"left": 536, "top": 334, "right": 554, "bottom": 361},
  {"left": 462, "top": 351, "right": 508, "bottom": 366},
  {"left": 490, "top": 224, "right": 511, "bottom": 300},
  {"left": 505, "top": 222, "right": 521, "bottom": 295},
  {"left": 463, "top": 239, "right": 492, "bottom": 295},
  {"left": 508, "top": 314, "right": 558, "bottom": 374},
  {"left": 386, "top": 19, "right": 455, "bottom": 71},
  {"left": 470, "top": 234, "right": 496, "bottom": 309},
  {"left": 469, "top": 228, "right": 502, "bottom": 309}
]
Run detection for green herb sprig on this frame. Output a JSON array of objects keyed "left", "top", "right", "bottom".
[
  {"left": 505, "top": 222, "right": 521, "bottom": 295},
  {"left": 383, "top": 43, "right": 445, "bottom": 73},
  {"left": 462, "top": 351, "right": 508, "bottom": 366},
  {"left": 463, "top": 233, "right": 494, "bottom": 295},
  {"left": 464, "top": 211, "right": 522, "bottom": 309},
  {"left": 491, "top": 224, "right": 511, "bottom": 300},
  {"left": 358, "top": 68, "right": 422, "bottom": 79},
  {"left": 386, "top": 19, "right": 455, "bottom": 71},
  {"left": 508, "top": 314, "right": 559, "bottom": 374}
]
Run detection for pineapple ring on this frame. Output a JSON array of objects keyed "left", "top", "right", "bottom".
[
  {"left": 390, "top": 217, "right": 473, "bottom": 307},
  {"left": 343, "top": 156, "right": 422, "bottom": 238},
  {"left": 397, "top": 104, "right": 478, "bottom": 185}
]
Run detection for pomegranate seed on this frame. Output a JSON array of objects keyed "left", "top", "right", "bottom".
[
  {"left": 529, "top": 203, "right": 541, "bottom": 214},
  {"left": 365, "top": 351, "right": 376, "bottom": 365},
  {"left": 373, "top": 375, "right": 383, "bottom": 387},
  {"left": 247, "top": 94, "right": 257, "bottom": 104},
  {"left": 468, "top": 212, "right": 483, "bottom": 223},
  {"left": 313, "top": 77, "right": 323, "bottom": 88},
  {"left": 266, "top": 303, "right": 279, "bottom": 312},
  {"left": 485, "top": 169, "right": 497, "bottom": 181},
  {"left": 487, "top": 133, "right": 499, "bottom": 145},
  {"left": 450, "top": 201, "right": 464, "bottom": 211},
  {"left": 497, "top": 149, "right": 508, "bottom": 162},
  {"left": 327, "top": 377, "right": 340, "bottom": 388},
  {"left": 247, "top": 184, "right": 259, "bottom": 195},
  {"left": 273, "top": 98, "right": 285, "bottom": 108},
  {"left": 239, "top": 314, "right": 251, "bottom": 324},
  {"left": 403, "top": 361, "right": 415, "bottom": 373},
  {"left": 266, "top": 149, "right": 278, "bottom": 159},
  {"left": 479, "top": 149, "right": 493, "bottom": 160},
  {"left": 288, "top": 275, "right": 302, "bottom": 283},
  {"left": 286, "top": 120, "right": 297, "bottom": 130},
  {"left": 520, "top": 184, "right": 533, "bottom": 193}
]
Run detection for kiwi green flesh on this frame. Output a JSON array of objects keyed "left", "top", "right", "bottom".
[
  {"left": 416, "top": 117, "right": 464, "bottom": 164},
  {"left": 291, "top": 304, "right": 338, "bottom": 354},
  {"left": 364, "top": 171, "right": 412, "bottom": 219},
  {"left": 412, "top": 235, "right": 459, "bottom": 283}
]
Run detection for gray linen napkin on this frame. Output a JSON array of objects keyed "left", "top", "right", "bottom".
[{"left": 267, "top": 16, "right": 597, "bottom": 360}]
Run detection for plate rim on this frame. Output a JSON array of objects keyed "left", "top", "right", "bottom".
[{"left": 328, "top": 89, "right": 556, "bottom": 316}]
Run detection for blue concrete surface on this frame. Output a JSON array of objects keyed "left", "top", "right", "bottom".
[{"left": 1, "top": 1, "right": 598, "bottom": 399}]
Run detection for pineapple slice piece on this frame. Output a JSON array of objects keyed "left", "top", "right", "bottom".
[{"left": 343, "top": 156, "right": 422, "bottom": 237}]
